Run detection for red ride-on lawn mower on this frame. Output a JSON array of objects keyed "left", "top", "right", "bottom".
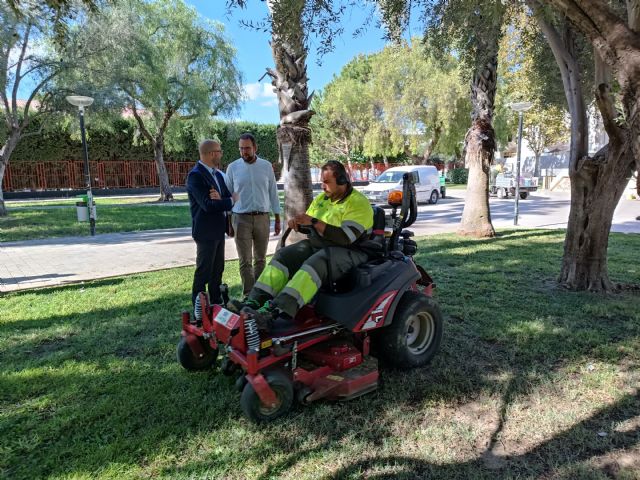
[{"left": 177, "top": 172, "right": 443, "bottom": 422}]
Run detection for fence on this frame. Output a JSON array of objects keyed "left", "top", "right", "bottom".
[
  {"left": 2, "top": 160, "right": 406, "bottom": 193},
  {"left": 2, "top": 161, "right": 194, "bottom": 192}
]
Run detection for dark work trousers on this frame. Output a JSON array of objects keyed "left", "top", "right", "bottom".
[{"left": 192, "top": 239, "right": 225, "bottom": 306}]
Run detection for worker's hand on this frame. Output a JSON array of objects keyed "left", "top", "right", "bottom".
[
  {"left": 231, "top": 192, "right": 239, "bottom": 203},
  {"left": 294, "top": 213, "right": 312, "bottom": 225},
  {"left": 209, "top": 188, "right": 220, "bottom": 200},
  {"left": 274, "top": 217, "right": 281, "bottom": 236},
  {"left": 287, "top": 218, "right": 297, "bottom": 230}
]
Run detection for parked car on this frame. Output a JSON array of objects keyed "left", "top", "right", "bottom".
[{"left": 361, "top": 165, "right": 442, "bottom": 204}]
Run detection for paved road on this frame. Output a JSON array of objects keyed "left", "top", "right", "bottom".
[{"left": 1, "top": 190, "right": 638, "bottom": 292}]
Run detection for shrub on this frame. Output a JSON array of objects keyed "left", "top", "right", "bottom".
[{"left": 449, "top": 168, "right": 468, "bottom": 184}]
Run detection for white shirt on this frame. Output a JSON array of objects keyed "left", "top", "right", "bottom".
[
  {"left": 198, "top": 160, "right": 227, "bottom": 192},
  {"left": 225, "top": 157, "right": 281, "bottom": 214}
]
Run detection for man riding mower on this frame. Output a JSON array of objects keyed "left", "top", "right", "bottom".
[{"left": 177, "top": 161, "right": 444, "bottom": 422}]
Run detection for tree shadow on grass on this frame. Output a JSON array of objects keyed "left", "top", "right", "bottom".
[{"left": 325, "top": 392, "right": 640, "bottom": 479}]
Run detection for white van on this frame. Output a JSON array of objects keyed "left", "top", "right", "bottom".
[{"left": 361, "top": 165, "right": 442, "bottom": 204}]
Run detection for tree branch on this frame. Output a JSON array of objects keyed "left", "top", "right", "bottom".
[
  {"left": 124, "top": 89, "right": 154, "bottom": 145},
  {"left": 22, "top": 71, "right": 57, "bottom": 120},
  {"left": 593, "top": 51, "right": 624, "bottom": 143},
  {"left": 11, "top": 23, "right": 31, "bottom": 114}
]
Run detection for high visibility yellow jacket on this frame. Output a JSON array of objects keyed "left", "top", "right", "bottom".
[{"left": 306, "top": 187, "right": 373, "bottom": 246}]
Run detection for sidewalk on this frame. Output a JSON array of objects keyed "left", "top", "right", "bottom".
[{"left": 0, "top": 228, "right": 282, "bottom": 293}]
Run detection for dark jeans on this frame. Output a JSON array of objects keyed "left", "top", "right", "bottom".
[{"left": 192, "top": 239, "right": 225, "bottom": 306}]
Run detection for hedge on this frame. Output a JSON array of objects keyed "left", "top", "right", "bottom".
[
  {"left": 8, "top": 118, "right": 279, "bottom": 169},
  {"left": 449, "top": 167, "right": 469, "bottom": 184}
]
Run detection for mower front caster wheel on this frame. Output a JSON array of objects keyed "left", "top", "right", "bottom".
[
  {"left": 240, "top": 370, "right": 293, "bottom": 423},
  {"left": 176, "top": 336, "right": 218, "bottom": 371}
]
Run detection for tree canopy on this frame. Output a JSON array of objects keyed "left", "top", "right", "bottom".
[
  {"left": 67, "top": 0, "right": 243, "bottom": 200},
  {"left": 310, "top": 41, "right": 469, "bottom": 165}
]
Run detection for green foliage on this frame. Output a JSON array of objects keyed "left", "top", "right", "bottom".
[
  {"left": 8, "top": 118, "right": 278, "bottom": 166},
  {"left": 449, "top": 167, "right": 469, "bottom": 184},
  {"left": 310, "top": 41, "right": 469, "bottom": 164},
  {"left": 495, "top": 10, "right": 570, "bottom": 154},
  {"left": 64, "top": 0, "right": 243, "bottom": 144}
]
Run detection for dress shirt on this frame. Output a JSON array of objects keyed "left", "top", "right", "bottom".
[
  {"left": 198, "top": 160, "right": 227, "bottom": 192},
  {"left": 225, "top": 156, "right": 281, "bottom": 215}
]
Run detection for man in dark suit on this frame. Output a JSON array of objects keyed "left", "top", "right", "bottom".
[{"left": 186, "top": 139, "right": 237, "bottom": 306}]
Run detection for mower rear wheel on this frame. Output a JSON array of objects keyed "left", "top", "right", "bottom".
[
  {"left": 240, "top": 370, "right": 293, "bottom": 423},
  {"left": 176, "top": 336, "right": 218, "bottom": 371},
  {"left": 378, "top": 291, "right": 443, "bottom": 369}
]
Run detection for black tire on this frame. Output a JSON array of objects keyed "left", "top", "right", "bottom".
[
  {"left": 519, "top": 191, "right": 529, "bottom": 200},
  {"left": 240, "top": 369, "right": 294, "bottom": 423},
  {"left": 176, "top": 336, "right": 218, "bottom": 371},
  {"left": 497, "top": 188, "right": 506, "bottom": 199},
  {"left": 428, "top": 190, "right": 439, "bottom": 204},
  {"left": 377, "top": 291, "right": 443, "bottom": 369}
]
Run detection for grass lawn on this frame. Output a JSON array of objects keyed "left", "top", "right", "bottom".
[
  {"left": 0, "top": 204, "right": 192, "bottom": 242},
  {"left": 4, "top": 194, "right": 190, "bottom": 208},
  {"left": 1, "top": 230, "right": 639, "bottom": 479},
  {"left": 445, "top": 183, "right": 467, "bottom": 190},
  {"left": 1, "top": 191, "right": 291, "bottom": 243}
]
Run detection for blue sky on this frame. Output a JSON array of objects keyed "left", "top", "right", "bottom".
[{"left": 187, "top": 1, "right": 405, "bottom": 124}]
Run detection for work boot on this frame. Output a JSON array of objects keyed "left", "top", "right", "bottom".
[
  {"left": 242, "top": 301, "right": 279, "bottom": 333},
  {"left": 227, "top": 297, "right": 260, "bottom": 314}
]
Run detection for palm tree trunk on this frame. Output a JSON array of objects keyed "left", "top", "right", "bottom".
[
  {"left": 458, "top": 54, "right": 498, "bottom": 237},
  {"left": 267, "top": 0, "right": 314, "bottom": 226}
]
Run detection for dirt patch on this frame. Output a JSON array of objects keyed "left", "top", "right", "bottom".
[{"left": 593, "top": 449, "right": 640, "bottom": 479}]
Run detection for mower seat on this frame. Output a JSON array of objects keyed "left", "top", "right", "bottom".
[
  {"left": 332, "top": 206, "right": 388, "bottom": 293},
  {"left": 356, "top": 206, "right": 386, "bottom": 255}
]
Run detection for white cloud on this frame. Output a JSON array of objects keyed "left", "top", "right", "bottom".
[
  {"left": 259, "top": 99, "right": 278, "bottom": 107},
  {"left": 244, "top": 82, "right": 277, "bottom": 101}
]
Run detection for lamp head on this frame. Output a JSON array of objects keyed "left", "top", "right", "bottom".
[
  {"left": 66, "top": 95, "right": 94, "bottom": 111},
  {"left": 510, "top": 101, "right": 533, "bottom": 113}
]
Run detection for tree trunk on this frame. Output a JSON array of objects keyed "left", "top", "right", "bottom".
[
  {"left": 0, "top": 159, "right": 7, "bottom": 217},
  {"left": 277, "top": 126, "right": 313, "bottom": 221},
  {"left": 267, "top": 0, "right": 314, "bottom": 231},
  {"left": 458, "top": 54, "right": 498, "bottom": 237},
  {"left": 532, "top": 1, "right": 639, "bottom": 291},
  {"left": 420, "top": 124, "right": 442, "bottom": 166},
  {"left": 0, "top": 129, "right": 22, "bottom": 217},
  {"left": 153, "top": 138, "right": 173, "bottom": 202}
]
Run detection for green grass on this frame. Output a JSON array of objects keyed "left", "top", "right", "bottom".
[
  {"left": 0, "top": 204, "right": 192, "bottom": 242},
  {"left": 5, "top": 194, "right": 190, "bottom": 208},
  {"left": 1, "top": 230, "right": 639, "bottom": 479},
  {"left": 1, "top": 191, "right": 292, "bottom": 243},
  {"left": 445, "top": 183, "right": 467, "bottom": 189}
]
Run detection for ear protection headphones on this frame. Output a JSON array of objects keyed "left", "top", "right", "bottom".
[{"left": 326, "top": 160, "right": 350, "bottom": 186}]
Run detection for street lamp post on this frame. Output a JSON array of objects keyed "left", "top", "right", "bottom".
[
  {"left": 510, "top": 101, "right": 533, "bottom": 226},
  {"left": 66, "top": 95, "right": 95, "bottom": 236}
]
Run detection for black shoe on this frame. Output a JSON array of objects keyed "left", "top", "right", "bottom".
[{"left": 227, "top": 297, "right": 260, "bottom": 314}]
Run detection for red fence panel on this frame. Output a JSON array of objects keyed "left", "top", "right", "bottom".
[{"left": 2, "top": 160, "right": 397, "bottom": 193}]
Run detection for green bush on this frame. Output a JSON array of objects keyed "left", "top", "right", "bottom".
[
  {"left": 449, "top": 167, "right": 468, "bottom": 184},
  {"left": 7, "top": 117, "right": 279, "bottom": 166}
]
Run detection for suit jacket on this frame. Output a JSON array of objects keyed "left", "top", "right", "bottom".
[{"left": 186, "top": 162, "right": 233, "bottom": 242}]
